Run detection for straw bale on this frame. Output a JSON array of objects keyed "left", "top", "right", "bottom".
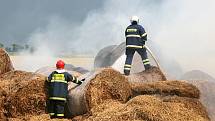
[
  {"left": 7, "top": 114, "right": 70, "bottom": 121},
  {"left": 66, "top": 68, "right": 132, "bottom": 117},
  {"left": 85, "top": 68, "right": 132, "bottom": 110},
  {"left": 2, "top": 71, "right": 47, "bottom": 118},
  {"left": 72, "top": 114, "right": 90, "bottom": 121},
  {"left": 130, "top": 80, "right": 200, "bottom": 98},
  {"left": 187, "top": 80, "right": 215, "bottom": 120},
  {"left": 128, "top": 66, "right": 167, "bottom": 83},
  {"left": 162, "top": 96, "right": 209, "bottom": 120},
  {"left": 0, "top": 49, "right": 14, "bottom": 75},
  {"left": 126, "top": 95, "right": 208, "bottom": 121},
  {"left": 0, "top": 88, "right": 7, "bottom": 120},
  {"left": 180, "top": 70, "right": 215, "bottom": 120},
  {"left": 80, "top": 95, "right": 208, "bottom": 121},
  {"left": 0, "top": 70, "right": 45, "bottom": 94}
]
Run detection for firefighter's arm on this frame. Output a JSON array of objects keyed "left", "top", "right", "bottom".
[
  {"left": 125, "top": 27, "right": 128, "bottom": 37},
  {"left": 73, "top": 76, "right": 82, "bottom": 85},
  {"left": 46, "top": 73, "right": 52, "bottom": 83},
  {"left": 68, "top": 74, "right": 83, "bottom": 85},
  {"left": 45, "top": 73, "right": 52, "bottom": 88},
  {"left": 139, "top": 26, "right": 147, "bottom": 41}
]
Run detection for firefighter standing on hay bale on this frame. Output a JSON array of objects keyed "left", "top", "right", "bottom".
[
  {"left": 124, "top": 16, "right": 151, "bottom": 75},
  {"left": 46, "top": 60, "right": 84, "bottom": 119}
]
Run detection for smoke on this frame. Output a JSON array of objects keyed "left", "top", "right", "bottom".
[
  {"left": 149, "top": 0, "right": 215, "bottom": 77},
  {"left": 112, "top": 54, "right": 126, "bottom": 73},
  {"left": 16, "top": 0, "right": 215, "bottom": 76}
]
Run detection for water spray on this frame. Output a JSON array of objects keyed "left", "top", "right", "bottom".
[{"left": 145, "top": 45, "right": 165, "bottom": 75}]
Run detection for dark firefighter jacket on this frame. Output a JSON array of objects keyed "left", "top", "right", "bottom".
[
  {"left": 47, "top": 70, "right": 82, "bottom": 101},
  {"left": 125, "top": 24, "right": 147, "bottom": 48}
]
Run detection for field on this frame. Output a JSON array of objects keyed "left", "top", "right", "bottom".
[{"left": 10, "top": 55, "right": 94, "bottom": 72}]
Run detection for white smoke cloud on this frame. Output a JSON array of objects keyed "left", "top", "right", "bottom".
[
  {"left": 16, "top": 0, "right": 215, "bottom": 76},
  {"left": 151, "top": 0, "right": 215, "bottom": 77}
]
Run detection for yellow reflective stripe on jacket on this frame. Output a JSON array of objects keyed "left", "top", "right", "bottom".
[
  {"left": 76, "top": 79, "right": 80, "bottom": 84},
  {"left": 72, "top": 76, "right": 77, "bottom": 81},
  {"left": 72, "top": 76, "right": 79, "bottom": 83},
  {"left": 143, "top": 59, "right": 150, "bottom": 63},
  {"left": 144, "top": 62, "right": 150, "bottom": 65},
  {"left": 46, "top": 77, "right": 50, "bottom": 82},
  {"left": 56, "top": 114, "right": 64, "bottom": 117},
  {"left": 49, "top": 113, "right": 55, "bottom": 116},
  {"left": 50, "top": 80, "right": 68, "bottom": 84},
  {"left": 124, "top": 68, "right": 131, "bottom": 70},
  {"left": 52, "top": 74, "right": 65, "bottom": 81},
  {"left": 126, "top": 45, "right": 145, "bottom": 48},
  {"left": 126, "top": 29, "right": 137, "bottom": 32},
  {"left": 126, "top": 35, "right": 141, "bottom": 38},
  {"left": 124, "top": 64, "right": 131, "bottom": 67},
  {"left": 142, "top": 33, "right": 147, "bottom": 37},
  {"left": 49, "top": 97, "right": 66, "bottom": 101}
]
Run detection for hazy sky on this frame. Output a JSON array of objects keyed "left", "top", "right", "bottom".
[
  {"left": 0, "top": 0, "right": 103, "bottom": 44},
  {"left": 1, "top": 0, "right": 215, "bottom": 77}
]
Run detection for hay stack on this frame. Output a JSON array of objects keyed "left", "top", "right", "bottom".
[
  {"left": 66, "top": 68, "right": 132, "bottom": 117},
  {"left": 7, "top": 114, "right": 70, "bottom": 121},
  {"left": 0, "top": 49, "right": 14, "bottom": 75},
  {"left": 85, "top": 68, "right": 131, "bottom": 108},
  {"left": 0, "top": 88, "right": 7, "bottom": 120},
  {"left": 1, "top": 68, "right": 131, "bottom": 118},
  {"left": 0, "top": 71, "right": 45, "bottom": 94},
  {"left": 126, "top": 95, "right": 209, "bottom": 121},
  {"left": 180, "top": 70, "right": 215, "bottom": 120},
  {"left": 162, "top": 96, "right": 209, "bottom": 120},
  {"left": 128, "top": 66, "right": 167, "bottom": 83},
  {"left": 188, "top": 80, "right": 215, "bottom": 121},
  {"left": 72, "top": 79, "right": 209, "bottom": 121},
  {"left": 79, "top": 95, "right": 209, "bottom": 121},
  {"left": 130, "top": 80, "right": 200, "bottom": 98},
  {"left": 0, "top": 71, "right": 47, "bottom": 118}
]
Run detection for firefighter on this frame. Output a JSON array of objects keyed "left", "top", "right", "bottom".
[
  {"left": 124, "top": 16, "right": 151, "bottom": 75},
  {"left": 46, "top": 60, "right": 84, "bottom": 119}
]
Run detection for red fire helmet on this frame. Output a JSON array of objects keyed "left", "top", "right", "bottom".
[{"left": 56, "top": 60, "right": 65, "bottom": 69}]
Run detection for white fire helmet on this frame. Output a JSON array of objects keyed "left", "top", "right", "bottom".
[{"left": 130, "top": 16, "right": 139, "bottom": 24}]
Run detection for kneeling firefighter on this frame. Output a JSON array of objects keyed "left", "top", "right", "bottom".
[
  {"left": 124, "top": 16, "right": 151, "bottom": 75},
  {"left": 47, "top": 60, "right": 85, "bottom": 118}
]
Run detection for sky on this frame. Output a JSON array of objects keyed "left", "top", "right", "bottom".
[
  {"left": 0, "top": 0, "right": 103, "bottom": 45},
  {"left": 1, "top": 0, "right": 215, "bottom": 78}
]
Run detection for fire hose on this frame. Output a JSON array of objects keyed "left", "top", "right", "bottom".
[{"left": 145, "top": 45, "right": 163, "bottom": 73}]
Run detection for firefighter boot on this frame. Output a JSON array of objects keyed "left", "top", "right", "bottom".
[
  {"left": 124, "top": 70, "right": 130, "bottom": 76},
  {"left": 144, "top": 64, "right": 151, "bottom": 70}
]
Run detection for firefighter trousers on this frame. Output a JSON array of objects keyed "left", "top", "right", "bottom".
[
  {"left": 124, "top": 47, "right": 151, "bottom": 75},
  {"left": 47, "top": 99, "right": 66, "bottom": 118}
]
